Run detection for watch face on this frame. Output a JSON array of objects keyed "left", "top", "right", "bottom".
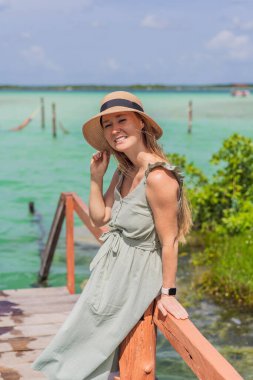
[{"left": 169, "top": 288, "right": 176, "bottom": 295}]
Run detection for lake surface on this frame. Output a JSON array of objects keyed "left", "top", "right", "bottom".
[{"left": 0, "top": 90, "right": 252, "bottom": 379}]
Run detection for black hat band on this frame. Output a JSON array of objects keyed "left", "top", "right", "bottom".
[{"left": 100, "top": 98, "right": 144, "bottom": 113}]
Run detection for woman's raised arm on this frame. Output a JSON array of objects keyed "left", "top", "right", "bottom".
[{"left": 88, "top": 151, "right": 120, "bottom": 227}]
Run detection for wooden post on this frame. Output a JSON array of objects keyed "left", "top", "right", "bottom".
[
  {"left": 38, "top": 195, "right": 65, "bottom": 283},
  {"left": 40, "top": 97, "right": 45, "bottom": 129},
  {"left": 52, "top": 103, "right": 57, "bottom": 138},
  {"left": 188, "top": 100, "right": 192, "bottom": 133},
  {"left": 65, "top": 194, "right": 75, "bottom": 294},
  {"left": 118, "top": 302, "right": 156, "bottom": 380}
]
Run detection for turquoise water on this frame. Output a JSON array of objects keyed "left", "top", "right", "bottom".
[{"left": 0, "top": 90, "right": 252, "bottom": 379}]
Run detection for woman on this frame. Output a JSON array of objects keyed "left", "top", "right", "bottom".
[{"left": 32, "top": 91, "right": 191, "bottom": 380}]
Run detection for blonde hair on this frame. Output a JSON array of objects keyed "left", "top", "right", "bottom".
[{"left": 103, "top": 113, "right": 192, "bottom": 243}]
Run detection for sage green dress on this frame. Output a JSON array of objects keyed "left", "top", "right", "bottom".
[{"left": 31, "top": 161, "right": 183, "bottom": 380}]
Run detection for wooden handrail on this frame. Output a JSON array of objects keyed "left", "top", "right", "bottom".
[
  {"left": 38, "top": 192, "right": 106, "bottom": 292},
  {"left": 38, "top": 194, "right": 65, "bottom": 282},
  {"left": 153, "top": 304, "right": 243, "bottom": 380},
  {"left": 39, "top": 192, "right": 244, "bottom": 380}
]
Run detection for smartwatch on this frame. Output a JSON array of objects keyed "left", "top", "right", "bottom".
[{"left": 161, "top": 287, "right": 177, "bottom": 296}]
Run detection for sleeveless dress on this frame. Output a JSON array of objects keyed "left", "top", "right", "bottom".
[{"left": 31, "top": 161, "right": 183, "bottom": 380}]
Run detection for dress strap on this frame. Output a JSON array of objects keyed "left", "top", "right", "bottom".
[{"left": 144, "top": 161, "right": 184, "bottom": 200}]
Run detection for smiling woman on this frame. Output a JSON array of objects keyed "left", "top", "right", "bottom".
[
  {"left": 31, "top": 91, "right": 192, "bottom": 380},
  {"left": 102, "top": 112, "right": 142, "bottom": 149}
]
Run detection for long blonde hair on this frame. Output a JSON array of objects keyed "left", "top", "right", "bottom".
[{"left": 106, "top": 113, "right": 192, "bottom": 243}]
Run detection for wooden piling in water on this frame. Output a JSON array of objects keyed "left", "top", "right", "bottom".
[
  {"left": 40, "top": 98, "right": 45, "bottom": 129},
  {"left": 52, "top": 103, "right": 57, "bottom": 138},
  {"left": 188, "top": 100, "right": 192, "bottom": 133}
]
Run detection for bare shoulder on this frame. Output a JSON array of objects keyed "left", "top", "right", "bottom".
[
  {"left": 146, "top": 167, "right": 179, "bottom": 205},
  {"left": 146, "top": 167, "right": 179, "bottom": 191}
]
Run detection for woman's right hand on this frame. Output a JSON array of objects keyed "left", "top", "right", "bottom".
[{"left": 90, "top": 151, "right": 110, "bottom": 180}]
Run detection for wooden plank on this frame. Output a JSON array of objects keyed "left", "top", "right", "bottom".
[
  {"left": 0, "top": 322, "right": 63, "bottom": 340},
  {"left": 0, "top": 362, "right": 46, "bottom": 379},
  {"left": 0, "top": 286, "right": 69, "bottom": 298},
  {"left": 0, "top": 300, "right": 77, "bottom": 316},
  {"left": 153, "top": 304, "right": 244, "bottom": 380},
  {"left": 0, "top": 294, "right": 79, "bottom": 306},
  {"left": 0, "top": 312, "right": 70, "bottom": 327},
  {"left": 0, "top": 336, "right": 52, "bottom": 353},
  {"left": 0, "top": 348, "right": 44, "bottom": 365}
]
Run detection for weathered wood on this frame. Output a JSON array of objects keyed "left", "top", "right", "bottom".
[
  {"left": 0, "top": 362, "right": 46, "bottom": 379},
  {"left": 153, "top": 303, "right": 243, "bottom": 380},
  {"left": 118, "top": 302, "right": 156, "bottom": 380},
  {"left": 0, "top": 312, "right": 70, "bottom": 327},
  {"left": 40, "top": 97, "right": 45, "bottom": 129},
  {"left": 0, "top": 293, "right": 78, "bottom": 305},
  {"left": 0, "top": 322, "right": 63, "bottom": 339},
  {"left": 0, "top": 287, "right": 77, "bottom": 379},
  {"left": 65, "top": 194, "right": 75, "bottom": 294},
  {"left": 0, "top": 299, "right": 77, "bottom": 316},
  {"left": 52, "top": 102, "right": 57, "bottom": 138},
  {"left": 0, "top": 348, "right": 44, "bottom": 365},
  {"left": 0, "top": 294, "right": 76, "bottom": 306},
  {"left": 38, "top": 195, "right": 65, "bottom": 282},
  {"left": 72, "top": 193, "right": 108, "bottom": 241},
  {"left": 0, "top": 335, "right": 52, "bottom": 353},
  {"left": 188, "top": 100, "right": 192, "bottom": 133},
  {"left": 0, "top": 286, "right": 69, "bottom": 298}
]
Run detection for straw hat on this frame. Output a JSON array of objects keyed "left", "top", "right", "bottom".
[{"left": 82, "top": 91, "right": 163, "bottom": 151}]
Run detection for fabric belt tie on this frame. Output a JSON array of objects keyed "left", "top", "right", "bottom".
[{"left": 89, "top": 229, "right": 160, "bottom": 271}]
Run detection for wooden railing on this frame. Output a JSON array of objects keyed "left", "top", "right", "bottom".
[{"left": 38, "top": 192, "right": 244, "bottom": 380}]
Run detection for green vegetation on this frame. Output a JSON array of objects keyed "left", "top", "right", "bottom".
[{"left": 168, "top": 134, "right": 253, "bottom": 308}]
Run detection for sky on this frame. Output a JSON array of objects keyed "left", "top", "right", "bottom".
[{"left": 0, "top": 0, "right": 253, "bottom": 85}]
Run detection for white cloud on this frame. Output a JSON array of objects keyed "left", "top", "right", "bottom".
[
  {"left": 206, "top": 30, "right": 253, "bottom": 61},
  {"left": 105, "top": 58, "right": 119, "bottom": 71},
  {"left": 20, "top": 45, "right": 62, "bottom": 72},
  {"left": 0, "top": 0, "right": 10, "bottom": 11},
  {"left": 232, "top": 17, "right": 253, "bottom": 31},
  {"left": 140, "top": 15, "right": 169, "bottom": 30}
]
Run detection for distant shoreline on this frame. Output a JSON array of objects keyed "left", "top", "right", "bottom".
[{"left": 0, "top": 84, "right": 253, "bottom": 92}]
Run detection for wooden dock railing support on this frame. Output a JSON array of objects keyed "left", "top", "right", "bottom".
[
  {"left": 118, "top": 302, "right": 156, "bottom": 379},
  {"left": 65, "top": 194, "right": 75, "bottom": 294},
  {"left": 38, "top": 192, "right": 106, "bottom": 293},
  {"left": 39, "top": 192, "right": 244, "bottom": 380},
  {"left": 38, "top": 195, "right": 65, "bottom": 283}
]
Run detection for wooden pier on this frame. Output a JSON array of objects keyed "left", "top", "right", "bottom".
[
  {"left": 0, "top": 192, "right": 245, "bottom": 380},
  {"left": 0, "top": 286, "right": 78, "bottom": 379}
]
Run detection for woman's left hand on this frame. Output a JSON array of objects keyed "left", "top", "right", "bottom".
[{"left": 156, "top": 294, "right": 189, "bottom": 320}]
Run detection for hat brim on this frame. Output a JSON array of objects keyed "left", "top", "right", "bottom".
[{"left": 82, "top": 106, "right": 163, "bottom": 151}]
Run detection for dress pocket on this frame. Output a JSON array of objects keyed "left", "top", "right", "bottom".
[{"left": 87, "top": 252, "right": 124, "bottom": 316}]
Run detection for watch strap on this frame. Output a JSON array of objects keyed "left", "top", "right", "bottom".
[{"left": 161, "top": 287, "right": 177, "bottom": 296}]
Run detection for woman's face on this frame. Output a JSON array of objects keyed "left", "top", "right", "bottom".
[{"left": 101, "top": 111, "right": 144, "bottom": 152}]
